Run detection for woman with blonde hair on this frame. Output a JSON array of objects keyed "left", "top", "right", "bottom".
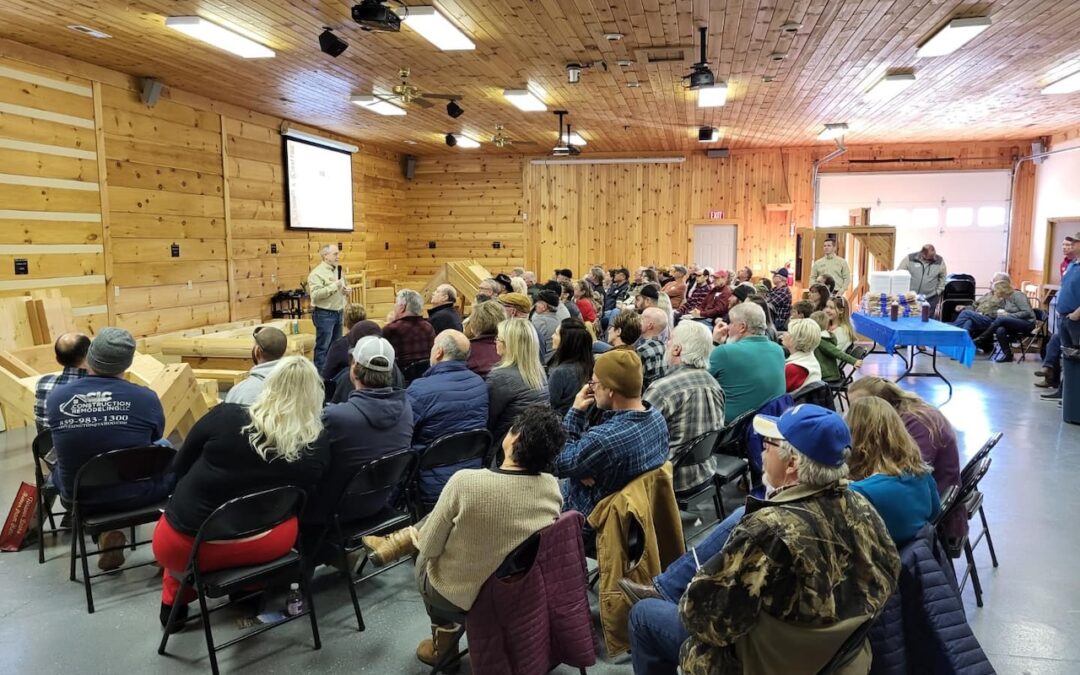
[
  {"left": 464, "top": 300, "right": 504, "bottom": 378},
  {"left": 782, "top": 318, "right": 822, "bottom": 392},
  {"left": 824, "top": 296, "right": 857, "bottom": 353},
  {"left": 153, "top": 356, "right": 329, "bottom": 631},
  {"left": 510, "top": 276, "right": 528, "bottom": 296},
  {"left": 846, "top": 395, "right": 940, "bottom": 545},
  {"left": 486, "top": 318, "right": 548, "bottom": 447},
  {"left": 848, "top": 376, "right": 964, "bottom": 542}
]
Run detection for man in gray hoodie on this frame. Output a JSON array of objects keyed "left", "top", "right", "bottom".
[
  {"left": 224, "top": 326, "right": 288, "bottom": 405},
  {"left": 898, "top": 244, "right": 948, "bottom": 313}
]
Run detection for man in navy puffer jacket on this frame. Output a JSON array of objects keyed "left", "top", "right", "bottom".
[{"left": 407, "top": 330, "right": 490, "bottom": 505}]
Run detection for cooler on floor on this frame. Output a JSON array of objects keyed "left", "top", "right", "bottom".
[{"left": 1064, "top": 347, "right": 1080, "bottom": 425}]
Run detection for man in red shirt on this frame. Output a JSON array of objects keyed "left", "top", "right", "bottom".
[{"left": 1061, "top": 233, "right": 1077, "bottom": 279}]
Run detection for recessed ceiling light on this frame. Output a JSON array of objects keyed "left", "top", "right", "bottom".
[
  {"left": 350, "top": 95, "right": 407, "bottom": 116},
  {"left": 769, "top": 52, "right": 787, "bottom": 61},
  {"left": 627, "top": 81, "right": 641, "bottom": 88},
  {"left": 818, "top": 122, "right": 849, "bottom": 140},
  {"left": 617, "top": 59, "right": 634, "bottom": 67},
  {"left": 1043, "top": 70, "right": 1080, "bottom": 95},
  {"left": 780, "top": 22, "right": 801, "bottom": 34},
  {"left": 866, "top": 73, "right": 916, "bottom": 99},
  {"left": 604, "top": 33, "right": 624, "bottom": 41},
  {"left": 401, "top": 6, "right": 475, "bottom": 51},
  {"left": 697, "top": 83, "right": 727, "bottom": 107},
  {"left": 165, "top": 16, "right": 274, "bottom": 58},
  {"left": 503, "top": 89, "right": 547, "bottom": 111},
  {"left": 916, "top": 17, "right": 991, "bottom": 58},
  {"left": 68, "top": 25, "right": 112, "bottom": 39},
  {"left": 451, "top": 134, "right": 480, "bottom": 148},
  {"left": 566, "top": 132, "right": 587, "bottom": 146},
  {"left": 762, "top": 75, "right": 775, "bottom": 83}
]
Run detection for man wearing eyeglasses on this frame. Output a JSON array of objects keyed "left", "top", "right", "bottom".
[{"left": 224, "top": 326, "right": 288, "bottom": 405}]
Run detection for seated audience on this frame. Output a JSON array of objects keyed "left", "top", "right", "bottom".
[
  {"left": 475, "top": 277, "right": 502, "bottom": 304},
  {"left": 542, "top": 281, "right": 572, "bottom": 321},
  {"left": 463, "top": 300, "right": 504, "bottom": 378},
  {"left": 547, "top": 319, "right": 594, "bottom": 415},
  {"left": 153, "top": 356, "right": 329, "bottom": 631},
  {"left": 846, "top": 396, "right": 941, "bottom": 546},
  {"left": 808, "top": 282, "right": 831, "bottom": 312},
  {"left": 816, "top": 273, "right": 837, "bottom": 295},
  {"left": 572, "top": 280, "right": 599, "bottom": 323},
  {"left": 729, "top": 283, "right": 755, "bottom": 309},
  {"left": 427, "top": 284, "right": 463, "bottom": 335},
  {"left": 34, "top": 332, "right": 90, "bottom": 432},
  {"left": 707, "top": 303, "right": 786, "bottom": 420},
  {"left": 734, "top": 266, "right": 753, "bottom": 286},
  {"left": 952, "top": 279, "right": 1010, "bottom": 339},
  {"left": 687, "top": 270, "right": 732, "bottom": 326},
  {"left": 554, "top": 349, "right": 668, "bottom": 529},
  {"left": 555, "top": 267, "right": 574, "bottom": 284},
  {"left": 824, "top": 296, "right": 856, "bottom": 352},
  {"left": 662, "top": 265, "right": 688, "bottom": 311},
  {"left": 973, "top": 278, "right": 1035, "bottom": 362},
  {"left": 493, "top": 273, "right": 514, "bottom": 296},
  {"left": 791, "top": 299, "right": 815, "bottom": 321},
  {"left": 848, "top": 376, "right": 965, "bottom": 543},
  {"left": 47, "top": 327, "right": 173, "bottom": 569},
  {"left": 362, "top": 406, "right": 565, "bottom": 666},
  {"left": 320, "top": 303, "right": 370, "bottom": 381},
  {"left": 407, "top": 330, "right": 489, "bottom": 504},
  {"left": 766, "top": 268, "right": 792, "bottom": 331},
  {"left": 487, "top": 318, "right": 549, "bottom": 448},
  {"left": 559, "top": 280, "right": 582, "bottom": 320},
  {"left": 675, "top": 267, "right": 713, "bottom": 321},
  {"left": 747, "top": 295, "right": 779, "bottom": 343},
  {"left": 521, "top": 271, "right": 540, "bottom": 301},
  {"left": 225, "top": 326, "right": 288, "bottom": 405},
  {"left": 509, "top": 276, "right": 528, "bottom": 296},
  {"left": 783, "top": 318, "right": 823, "bottom": 392},
  {"left": 607, "top": 309, "right": 643, "bottom": 350},
  {"left": 636, "top": 307, "right": 669, "bottom": 391},
  {"left": 498, "top": 292, "right": 532, "bottom": 320},
  {"left": 626, "top": 404, "right": 899, "bottom": 675},
  {"left": 383, "top": 289, "right": 437, "bottom": 366},
  {"left": 604, "top": 267, "right": 631, "bottom": 315},
  {"left": 643, "top": 321, "right": 725, "bottom": 492},
  {"left": 531, "top": 289, "right": 562, "bottom": 362},
  {"left": 809, "top": 311, "right": 861, "bottom": 383}
]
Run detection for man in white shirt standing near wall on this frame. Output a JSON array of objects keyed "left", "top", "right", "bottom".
[{"left": 308, "top": 244, "right": 349, "bottom": 372}]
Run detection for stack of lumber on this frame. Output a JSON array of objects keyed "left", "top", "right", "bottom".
[
  {"left": 158, "top": 319, "right": 315, "bottom": 371},
  {"left": 0, "top": 291, "right": 80, "bottom": 351}
]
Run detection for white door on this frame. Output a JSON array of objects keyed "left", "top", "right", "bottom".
[{"left": 693, "top": 225, "right": 737, "bottom": 272}]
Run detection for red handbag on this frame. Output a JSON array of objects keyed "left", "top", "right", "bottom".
[{"left": 1, "top": 482, "right": 39, "bottom": 552}]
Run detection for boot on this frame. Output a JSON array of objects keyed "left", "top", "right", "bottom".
[
  {"left": 97, "top": 530, "right": 127, "bottom": 571},
  {"left": 1035, "top": 365, "right": 1060, "bottom": 389},
  {"left": 362, "top": 528, "right": 417, "bottom": 567},
  {"left": 416, "top": 623, "right": 462, "bottom": 668},
  {"left": 974, "top": 329, "right": 995, "bottom": 353}
]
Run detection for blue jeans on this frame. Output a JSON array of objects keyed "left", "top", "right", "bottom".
[
  {"left": 654, "top": 506, "right": 744, "bottom": 601},
  {"left": 602, "top": 308, "right": 620, "bottom": 331},
  {"left": 629, "top": 598, "right": 686, "bottom": 675},
  {"left": 311, "top": 308, "right": 342, "bottom": 372},
  {"left": 992, "top": 316, "right": 1034, "bottom": 352},
  {"left": 1060, "top": 314, "right": 1080, "bottom": 351},
  {"left": 951, "top": 309, "right": 992, "bottom": 336},
  {"left": 1044, "top": 332, "right": 1061, "bottom": 369}
]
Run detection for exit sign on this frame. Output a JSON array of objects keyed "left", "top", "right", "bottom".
[{"left": 708, "top": 209, "right": 724, "bottom": 219}]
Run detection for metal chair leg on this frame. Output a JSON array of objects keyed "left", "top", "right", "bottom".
[
  {"left": 341, "top": 548, "right": 366, "bottom": 632},
  {"left": 37, "top": 491, "right": 47, "bottom": 565},
  {"left": 79, "top": 526, "right": 95, "bottom": 614},
  {"left": 69, "top": 518, "right": 78, "bottom": 581},
  {"left": 129, "top": 525, "right": 137, "bottom": 551},
  {"left": 196, "top": 581, "right": 220, "bottom": 675},
  {"left": 979, "top": 506, "right": 999, "bottom": 567},
  {"left": 963, "top": 540, "right": 983, "bottom": 608},
  {"left": 300, "top": 568, "right": 322, "bottom": 649}
]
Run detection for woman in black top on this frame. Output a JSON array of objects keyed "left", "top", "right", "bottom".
[
  {"left": 546, "top": 319, "right": 594, "bottom": 415},
  {"left": 152, "top": 356, "right": 330, "bottom": 629}
]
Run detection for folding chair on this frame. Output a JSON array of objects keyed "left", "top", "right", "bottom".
[
  {"left": 937, "top": 456, "right": 996, "bottom": 607},
  {"left": 157, "top": 486, "right": 319, "bottom": 675},
  {"left": 324, "top": 449, "right": 418, "bottom": 631},
  {"left": 1017, "top": 308, "right": 1047, "bottom": 363},
  {"left": 831, "top": 345, "right": 869, "bottom": 412},
  {"left": 791, "top": 380, "right": 835, "bottom": 411},
  {"left": 409, "top": 429, "right": 492, "bottom": 519},
  {"left": 401, "top": 359, "right": 431, "bottom": 386},
  {"left": 933, "top": 485, "right": 960, "bottom": 528},
  {"left": 67, "top": 445, "right": 176, "bottom": 614},
  {"left": 31, "top": 430, "right": 68, "bottom": 564},
  {"left": 963, "top": 432, "right": 1003, "bottom": 479}
]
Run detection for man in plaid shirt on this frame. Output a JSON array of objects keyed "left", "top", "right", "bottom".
[
  {"left": 554, "top": 349, "right": 669, "bottom": 521},
  {"left": 33, "top": 333, "right": 91, "bottom": 432},
  {"left": 635, "top": 307, "right": 669, "bottom": 392}
]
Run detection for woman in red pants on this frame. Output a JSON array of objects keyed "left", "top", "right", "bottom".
[{"left": 152, "top": 356, "right": 330, "bottom": 630}]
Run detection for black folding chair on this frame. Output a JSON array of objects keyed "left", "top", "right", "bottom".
[
  {"left": 157, "top": 486, "right": 319, "bottom": 675},
  {"left": 31, "top": 430, "right": 68, "bottom": 564},
  {"left": 673, "top": 431, "right": 721, "bottom": 543},
  {"left": 937, "top": 456, "right": 996, "bottom": 607},
  {"left": 324, "top": 450, "right": 418, "bottom": 631},
  {"left": 831, "top": 345, "right": 869, "bottom": 412},
  {"left": 67, "top": 444, "right": 176, "bottom": 614},
  {"left": 791, "top": 380, "right": 836, "bottom": 410},
  {"left": 409, "top": 429, "right": 492, "bottom": 519},
  {"left": 713, "top": 409, "right": 755, "bottom": 459},
  {"left": 962, "top": 432, "right": 1003, "bottom": 484},
  {"left": 401, "top": 359, "right": 431, "bottom": 386},
  {"left": 933, "top": 485, "right": 960, "bottom": 528}
]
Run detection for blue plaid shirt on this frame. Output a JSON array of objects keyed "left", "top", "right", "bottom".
[
  {"left": 554, "top": 404, "right": 669, "bottom": 518},
  {"left": 33, "top": 367, "right": 87, "bottom": 432}
]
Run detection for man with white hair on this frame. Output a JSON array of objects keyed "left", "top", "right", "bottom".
[
  {"left": 307, "top": 244, "right": 349, "bottom": 371},
  {"left": 523, "top": 271, "right": 541, "bottom": 301},
  {"left": 642, "top": 321, "right": 725, "bottom": 491},
  {"left": 427, "top": 283, "right": 463, "bottom": 335},
  {"left": 383, "top": 289, "right": 436, "bottom": 366},
  {"left": 636, "top": 307, "right": 669, "bottom": 391},
  {"left": 707, "top": 302, "right": 786, "bottom": 420}
]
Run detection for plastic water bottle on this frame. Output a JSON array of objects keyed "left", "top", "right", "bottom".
[{"left": 285, "top": 583, "right": 304, "bottom": 616}]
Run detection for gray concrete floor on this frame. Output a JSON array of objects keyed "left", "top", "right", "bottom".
[{"left": 1, "top": 351, "right": 1077, "bottom": 674}]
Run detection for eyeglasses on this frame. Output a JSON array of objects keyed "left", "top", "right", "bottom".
[
  {"left": 762, "top": 438, "right": 782, "bottom": 452},
  {"left": 586, "top": 378, "right": 600, "bottom": 393}
]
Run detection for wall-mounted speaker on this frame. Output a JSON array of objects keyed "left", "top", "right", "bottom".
[
  {"left": 705, "top": 148, "right": 730, "bottom": 158},
  {"left": 402, "top": 154, "right": 416, "bottom": 180},
  {"left": 140, "top": 77, "right": 163, "bottom": 108}
]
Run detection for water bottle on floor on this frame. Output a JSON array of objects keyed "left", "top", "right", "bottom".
[{"left": 285, "top": 583, "right": 304, "bottom": 616}]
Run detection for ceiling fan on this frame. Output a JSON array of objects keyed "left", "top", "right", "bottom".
[
  {"left": 376, "top": 67, "right": 463, "bottom": 109},
  {"left": 490, "top": 123, "right": 537, "bottom": 148},
  {"left": 551, "top": 110, "right": 581, "bottom": 156}
]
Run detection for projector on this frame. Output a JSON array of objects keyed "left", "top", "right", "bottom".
[
  {"left": 552, "top": 145, "right": 571, "bottom": 156},
  {"left": 351, "top": 0, "right": 402, "bottom": 32},
  {"left": 686, "top": 64, "right": 715, "bottom": 90}
]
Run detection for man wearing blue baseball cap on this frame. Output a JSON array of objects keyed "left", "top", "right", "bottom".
[{"left": 626, "top": 404, "right": 900, "bottom": 675}]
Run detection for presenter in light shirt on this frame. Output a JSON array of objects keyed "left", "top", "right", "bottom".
[{"left": 308, "top": 244, "right": 349, "bottom": 372}]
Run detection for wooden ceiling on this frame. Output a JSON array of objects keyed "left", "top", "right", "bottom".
[{"left": 2, "top": 0, "right": 1080, "bottom": 154}]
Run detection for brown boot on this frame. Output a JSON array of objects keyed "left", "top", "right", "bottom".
[
  {"left": 361, "top": 528, "right": 416, "bottom": 567},
  {"left": 416, "top": 623, "right": 462, "bottom": 668},
  {"left": 97, "top": 530, "right": 127, "bottom": 572}
]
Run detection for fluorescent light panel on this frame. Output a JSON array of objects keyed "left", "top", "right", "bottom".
[
  {"left": 566, "top": 132, "right": 586, "bottom": 146},
  {"left": 915, "top": 17, "right": 991, "bottom": 58},
  {"left": 452, "top": 134, "right": 480, "bottom": 148},
  {"left": 1043, "top": 70, "right": 1080, "bottom": 95},
  {"left": 697, "top": 83, "right": 727, "bottom": 107},
  {"left": 402, "top": 6, "right": 475, "bottom": 51},
  {"left": 503, "top": 89, "right": 547, "bottom": 111},
  {"left": 818, "top": 123, "right": 848, "bottom": 140},
  {"left": 165, "top": 16, "right": 274, "bottom": 58},
  {"left": 698, "top": 128, "right": 720, "bottom": 143},
  {"left": 350, "top": 95, "right": 407, "bottom": 116},
  {"left": 866, "top": 73, "right": 916, "bottom": 99}
]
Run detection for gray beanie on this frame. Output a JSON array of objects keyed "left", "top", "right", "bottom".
[{"left": 87, "top": 327, "right": 136, "bottom": 376}]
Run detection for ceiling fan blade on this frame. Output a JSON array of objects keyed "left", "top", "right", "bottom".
[
  {"left": 410, "top": 97, "right": 435, "bottom": 109},
  {"left": 421, "top": 93, "right": 464, "bottom": 101},
  {"left": 511, "top": 140, "right": 540, "bottom": 146}
]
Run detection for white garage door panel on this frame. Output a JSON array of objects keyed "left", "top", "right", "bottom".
[{"left": 818, "top": 171, "right": 1010, "bottom": 288}]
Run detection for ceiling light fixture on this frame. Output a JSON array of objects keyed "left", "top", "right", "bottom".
[
  {"left": 401, "top": 6, "right": 475, "bottom": 51},
  {"left": 697, "top": 127, "right": 720, "bottom": 142},
  {"left": 68, "top": 25, "right": 112, "bottom": 39},
  {"left": 165, "top": 16, "right": 275, "bottom": 58},
  {"left": 697, "top": 83, "right": 728, "bottom": 107},
  {"left": 1042, "top": 70, "right": 1080, "bottom": 95},
  {"left": 565, "top": 132, "right": 587, "bottom": 146},
  {"left": 503, "top": 89, "right": 547, "bottom": 111},
  {"left": 350, "top": 95, "right": 407, "bottom": 115},
  {"left": 818, "top": 122, "right": 849, "bottom": 140},
  {"left": 915, "top": 16, "right": 991, "bottom": 58},
  {"left": 604, "top": 33, "right": 624, "bottom": 41},
  {"left": 318, "top": 28, "right": 348, "bottom": 57},
  {"left": 450, "top": 134, "right": 480, "bottom": 148},
  {"left": 866, "top": 72, "right": 916, "bottom": 99},
  {"left": 446, "top": 100, "right": 464, "bottom": 118}
]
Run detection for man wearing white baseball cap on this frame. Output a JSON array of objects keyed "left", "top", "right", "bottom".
[{"left": 627, "top": 404, "right": 900, "bottom": 675}]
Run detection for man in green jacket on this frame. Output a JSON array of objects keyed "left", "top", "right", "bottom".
[{"left": 810, "top": 238, "right": 851, "bottom": 294}]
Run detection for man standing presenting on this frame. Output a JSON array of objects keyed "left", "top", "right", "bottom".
[
  {"left": 308, "top": 244, "right": 349, "bottom": 372},
  {"left": 899, "top": 244, "right": 947, "bottom": 313},
  {"left": 810, "top": 238, "right": 851, "bottom": 294}
]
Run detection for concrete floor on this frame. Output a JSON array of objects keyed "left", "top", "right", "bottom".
[{"left": 1, "top": 351, "right": 1077, "bottom": 674}]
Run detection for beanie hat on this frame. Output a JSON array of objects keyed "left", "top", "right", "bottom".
[
  {"left": 537, "top": 290, "right": 561, "bottom": 308},
  {"left": 593, "top": 349, "right": 643, "bottom": 398},
  {"left": 86, "top": 327, "right": 136, "bottom": 376},
  {"left": 499, "top": 293, "right": 532, "bottom": 314},
  {"left": 639, "top": 285, "right": 660, "bottom": 301}
]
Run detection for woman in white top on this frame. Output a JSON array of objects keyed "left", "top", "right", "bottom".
[
  {"left": 782, "top": 318, "right": 823, "bottom": 392},
  {"left": 825, "top": 296, "right": 856, "bottom": 353}
]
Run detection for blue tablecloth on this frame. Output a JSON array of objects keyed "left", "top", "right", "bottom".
[{"left": 852, "top": 313, "right": 975, "bottom": 368}]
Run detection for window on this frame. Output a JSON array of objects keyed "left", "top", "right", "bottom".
[
  {"left": 872, "top": 208, "right": 910, "bottom": 228},
  {"left": 945, "top": 207, "right": 974, "bottom": 228},
  {"left": 911, "top": 208, "right": 939, "bottom": 228},
  {"left": 818, "top": 207, "right": 848, "bottom": 227},
  {"left": 977, "top": 205, "right": 1007, "bottom": 228}
]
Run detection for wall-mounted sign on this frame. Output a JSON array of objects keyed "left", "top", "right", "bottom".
[{"left": 707, "top": 209, "right": 724, "bottom": 220}]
